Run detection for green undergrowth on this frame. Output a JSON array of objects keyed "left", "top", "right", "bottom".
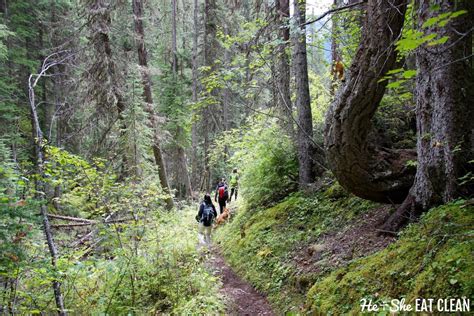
[
  {"left": 306, "top": 200, "right": 474, "bottom": 315},
  {"left": 11, "top": 205, "right": 224, "bottom": 314},
  {"left": 215, "top": 184, "right": 473, "bottom": 314},
  {"left": 69, "top": 205, "right": 224, "bottom": 314},
  {"left": 214, "top": 184, "right": 378, "bottom": 312}
]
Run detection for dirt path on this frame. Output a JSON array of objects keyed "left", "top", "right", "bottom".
[{"left": 207, "top": 248, "right": 274, "bottom": 316}]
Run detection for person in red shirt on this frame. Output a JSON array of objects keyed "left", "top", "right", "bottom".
[{"left": 214, "top": 178, "right": 229, "bottom": 214}]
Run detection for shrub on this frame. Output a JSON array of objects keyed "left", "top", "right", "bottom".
[{"left": 225, "top": 116, "right": 298, "bottom": 209}]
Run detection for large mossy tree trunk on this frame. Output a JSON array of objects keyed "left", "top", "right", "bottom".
[
  {"left": 382, "top": 0, "right": 474, "bottom": 230},
  {"left": 324, "top": 0, "right": 413, "bottom": 204}
]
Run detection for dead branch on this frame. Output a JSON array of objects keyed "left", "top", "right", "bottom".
[
  {"left": 302, "top": 1, "right": 366, "bottom": 27},
  {"left": 51, "top": 223, "right": 94, "bottom": 228},
  {"left": 50, "top": 217, "right": 133, "bottom": 229},
  {"left": 47, "top": 214, "right": 95, "bottom": 223}
]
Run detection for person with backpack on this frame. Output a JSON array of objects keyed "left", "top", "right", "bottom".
[
  {"left": 214, "top": 178, "right": 229, "bottom": 214},
  {"left": 195, "top": 194, "right": 217, "bottom": 245},
  {"left": 229, "top": 168, "right": 239, "bottom": 202}
]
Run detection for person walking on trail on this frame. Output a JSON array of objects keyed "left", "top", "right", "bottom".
[
  {"left": 214, "top": 178, "right": 229, "bottom": 214},
  {"left": 229, "top": 168, "right": 239, "bottom": 202},
  {"left": 196, "top": 194, "right": 217, "bottom": 245}
]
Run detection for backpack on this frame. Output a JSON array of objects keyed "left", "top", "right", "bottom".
[
  {"left": 230, "top": 174, "right": 239, "bottom": 187},
  {"left": 218, "top": 185, "right": 228, "bottom": 200},
  {"left": 201, "top": 204, "right": 214, "bottom": 226}
]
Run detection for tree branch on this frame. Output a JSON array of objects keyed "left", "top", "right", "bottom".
[
  {"left": 47, "top": 214, "right": 95, "bottom": 223},
  {"left": 302, "top": 0, "right": 367, "bottom": 27}
]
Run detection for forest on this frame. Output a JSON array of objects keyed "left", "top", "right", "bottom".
[{"left": 0, "top": 0, "right": 473, "bottom": 314}]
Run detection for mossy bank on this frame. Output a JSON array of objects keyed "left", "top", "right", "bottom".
[{"left": 214, "top": 186, "right": 474, "bottom": 314}]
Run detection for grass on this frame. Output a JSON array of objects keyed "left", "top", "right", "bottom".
[
  {"left": 47, "top": 205, "right": 225, "bottom": 314},
  {"left": 306, "top": 200, "right": 474, "bottom": 315},
  {"left": 214, "top": 184, "right": 378, "bottom": 313},
  {"left": 215, "top": 184, "right": 474, "bottom": 314}
]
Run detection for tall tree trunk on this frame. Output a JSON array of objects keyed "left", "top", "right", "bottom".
[
  {"left": 43, "top": 56, "right": 56, "bottom": 146},
  {"left": 202, "top": 0, "right": 218, "bottom": 191},
  {"left": 324, "top": 0, "right": 413, "bottom": 204},
  {"left": 330, "top": 0, "right": 342, "bottom": 95},
  {"left": 171, "top": 0, "right": 193, "bottom": 199},
  {"left": 171, "top": 0, "right": 178, "bottom": 75},
  {"left": 132, "top": 0, "right": 174, "bottom": 210},
  {"left": 294, "top": 0, "right": 315, "bottom": 186},
  {"left": 85, "top": 0, "right": 129, "bottom": 177},
  {"left": 190, "top": 0, "right": 199, "bottom": 192},
  {"left": 0, "top": 0, "right": 6, "bottom": 14},
  {"left": 49, "top": 1, "right": 67, "bottom": 147},
  {"left": 382, "top": 0, "right": 474, "bottom": 231},
  {"left": 177, "top": 142, "right": 193, "bottom": 198},
  {"left": 28, "top": 66, "right": 67, "bottom": 316},
  {"left": 275, "top": 0, "right": 293, "bottom": 136},
  {"left": 222, "top": 22, "right": 231, "bottom": 157}
]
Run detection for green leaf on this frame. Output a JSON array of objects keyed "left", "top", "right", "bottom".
[
  {"left": 386, "top": 68, "right": 404, "bottom": 75},
  {"left": 422, "top": 16, "right": 442, "bottom": 28},
  {"left": 402, "top": 70, "right": 417, "bottom": 79},
  {"left": 387, "top": 80, "right": 406, "bottom": 89},
  {"left": 421, "top": 33, "right": 437, "bottom": 42},
  {"left": 427, "top": 36, "right": 449, "bottom": 46},
  {"left": 450, "top": 10, "right": 467, "bottom": 18}
]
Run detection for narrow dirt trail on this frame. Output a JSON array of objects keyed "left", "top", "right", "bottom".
[{"left": 207, "top": 248, "right": 274, "bottom": 316}]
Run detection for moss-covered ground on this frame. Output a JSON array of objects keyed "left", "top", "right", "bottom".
[
  {"left": 214, "top": 187, "right": 474, "bottom": 314},
  {"left": 307, "top": 200, "right": 474, "bottom": 315},
  {"left": 214, "top": 185, "right": 378, "bottom": 312}
]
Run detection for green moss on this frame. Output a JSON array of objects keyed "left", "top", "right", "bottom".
[
  {"left": 306, "top": 200, "right": 474, "bottom": 314},
  {"left": 215, "top": 190, "right": 379, "bottom": 312},
  {"left": 216, "top": 190, "right": 473, "bottom": 314},
  {"left": 323, "top": 182, "right": 349, "bottom": 200}
]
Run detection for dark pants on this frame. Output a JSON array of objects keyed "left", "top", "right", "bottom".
[
  {"left": 229, "top": 187, "right": 238, "bottom": 201},
  {"left": 218, "top": 198, "right": 226, "bottom": 214}
]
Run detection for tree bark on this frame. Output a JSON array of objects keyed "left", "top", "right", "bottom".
[
  {"left": 330, "top": 0, "right": 342, "bottom": 95},
  {"left": 324, "top": 0, "right": 414, "bottom": 204},
  {"left": 171, "top": 0, "right": 178, "bottom": 75},
  {"left": 190, "top": 0, "right": 199, "bottom": 192},
  {"left": 85, "top": 0, "right": 128, "bottom": 177},
  {"left": 275, "top": 0, "right": 293, "bottom": 136},
  {"left": 0, "top": 0, "right": 6, "bottom": 14},
  {"left": 202, "top": 0, "right": 219, "bottom": 191},
  {"left": 28, "top": 62, "right": 67, "bottom": 316},
  {"left": 132, "top": 0, "right": 174, "bottom": 210},
  {"left": 171, "top": 0, "right": 193, "bottom": 199},
  {"left": 176, "top": 141, "right": 193, "bottom": 198},
  {"left": 293, "top": 0, "right": 315, "bottom": 186},
  {"left": 382, "top": 0, "right": 474, "bottom": 230},
  {"left": 222, "top": 22, "right": 231, "bottom": 158}
]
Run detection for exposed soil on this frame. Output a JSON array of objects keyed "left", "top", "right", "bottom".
[
  {"left": 207, "top": 249, "right": 274, "bottom": 316},
  {"left": 292, "top": 205, "right": 397, "bottom": 276}
]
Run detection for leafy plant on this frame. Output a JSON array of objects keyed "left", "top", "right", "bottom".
[{"left": 221, "top": 115, "right": 298, "bottom": 209}]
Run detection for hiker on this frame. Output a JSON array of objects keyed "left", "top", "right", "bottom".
[
  {"left": 214, "top": 178, "right": 229, "bottom": 214},
  {"left": 196, "top": 193, "right": 217, "bottom": 245},
  {"left": 229, "top": 168, "right": 239, "bottom": 202}
]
